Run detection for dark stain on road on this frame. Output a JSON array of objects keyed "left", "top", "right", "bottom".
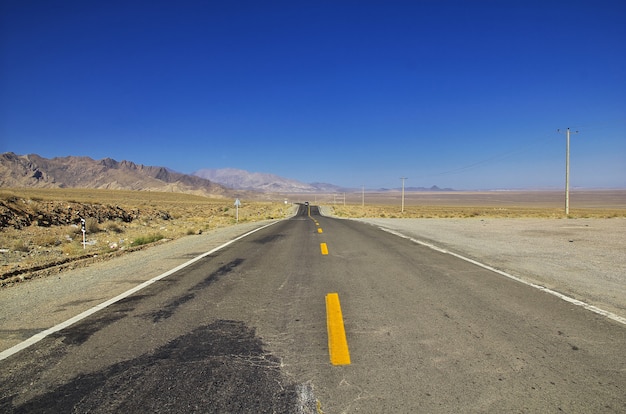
[
  {"left": 253, "top": 234, "right": 285, "bottom": 244},
  {"left": 56, "top": 312, "right": 127, "bottom": 346},
  {"left": 1, "top": 320, "right": 317, "bottom": 413},
  {"left": 53, "top": 295, "right": 148, "bottom": 346},
  {"left": 148, "top": 292, "right": 196, "bottom": 322},
  {"left": 143, "top": 258, "right": 245, "bottom": 323},
  {"left": 193, "top": 258, "right": 244, "bottom": 291}
]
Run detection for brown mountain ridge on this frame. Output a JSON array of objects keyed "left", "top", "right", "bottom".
[{"left": 0, "top": 152, "right": 228, "bottom": 197}]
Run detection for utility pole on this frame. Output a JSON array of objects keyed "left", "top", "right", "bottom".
[
  {"left": 362, "top": 185, "right": 365, "bottom": 208},
  {"left": 558, "top": 128, "right": 578, "bottom": 215},
  {"left": 400, "top": 177, "right": 407, "bottom": 213}
]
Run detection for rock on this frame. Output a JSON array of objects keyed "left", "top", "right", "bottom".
[{"left": 0, "top": 198, "right": 171, "bottom": 230}]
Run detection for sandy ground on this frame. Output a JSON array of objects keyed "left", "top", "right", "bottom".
[{"left": 351, "top": 217, "right": 626, "bottom": 321}]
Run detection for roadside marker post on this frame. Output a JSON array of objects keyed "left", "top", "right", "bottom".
[
  {"left": 234, "top": 198, "right": 241, "bottom": 223},
  {"left": 81, "top": 218, "right": 86, "bottom": 249}
]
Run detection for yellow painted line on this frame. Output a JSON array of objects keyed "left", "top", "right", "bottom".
[
  {"left": 325, "top": 293, "right": 351, "bottom": 365},
  {"left": 318, "top": 228, "right": 323, "bottom": 234},
  {"left": 320, "top": 242, "right": 329, "bottom": 255}
]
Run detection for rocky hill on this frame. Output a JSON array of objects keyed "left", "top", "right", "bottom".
[{"left": 0, "top": 153, "right": 228, "bottom": 197}]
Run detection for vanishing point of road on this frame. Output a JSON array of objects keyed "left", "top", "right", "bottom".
[{"left": 1, "top": 205, "right": 624, "bottom": 412}]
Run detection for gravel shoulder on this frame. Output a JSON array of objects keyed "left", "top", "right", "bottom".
[{"left": 352, "top": 217, "right": 626, "bottom": 321}]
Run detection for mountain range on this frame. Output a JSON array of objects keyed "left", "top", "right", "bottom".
[
  {"left": 0, "top": 153, "right": 228, "bottom": 197},
  {"left": 0, "top": 153, "right": 343, "bottom": 196},
  {"left": 1, "top": 153, "right": 452, "bottom": 195}
]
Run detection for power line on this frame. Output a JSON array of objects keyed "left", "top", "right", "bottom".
[
  {"left": 399, "top": 121, "right": 618, "bottom": 189},
  {"left": 415, "top": 136, "right": 546, "bottom": 180}
]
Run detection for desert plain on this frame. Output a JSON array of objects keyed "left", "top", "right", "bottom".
[
  {"left": 0, "top": 188, "right": 624, "bottom": 354},
  {"left": 1, "top": 188, "right": 625, "bottom": 319}
]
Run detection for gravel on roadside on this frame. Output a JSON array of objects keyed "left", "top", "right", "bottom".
[{"left": 353, "top": 217, "right": 626, "bottom": 321}]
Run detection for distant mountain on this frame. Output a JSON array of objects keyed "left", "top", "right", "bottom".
[
  {"left": 0, "top": 153, "right": 228, "bottom": 197},
  {"left": 367, "top": 185, "right": 455, "bottom": 192},
  {"left": 405, "top": 185, "right": 455, "bottom": 192},
  {"left": 193, "top": 168, "right": 342, "bottom": 193}
]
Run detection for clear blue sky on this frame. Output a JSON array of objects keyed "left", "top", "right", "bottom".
[{"left": 1, "top": 1, "right": 625, "bottom": 190}]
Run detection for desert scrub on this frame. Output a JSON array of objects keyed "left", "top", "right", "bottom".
[
  {"left": 62, "top": 242, "right": 84, "bottom": 256},
  {"left": 106, "top": 222, "right": 124, "bottom": 234},
  {"left": 85, "top": 218, "right": 101, "bottom": 233},
  {"left": 33, "top": 233, "right": 60, "bottom": 247},
  {"left": 12, "top": 240, "right": 30, "bottom": 252},
  {"left": 131, "top": 233, "right": 165, "bottom": 246}
]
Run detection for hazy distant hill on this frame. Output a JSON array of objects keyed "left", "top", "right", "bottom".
[
  {"left": 405, "top": 185, "right": 455, "bottom": 192},
  {"left": 0, "top": 152, "right": 228, "bottom": 197},
  {"left": 193, "top": 168, "right": 342, "bottom": 193}
]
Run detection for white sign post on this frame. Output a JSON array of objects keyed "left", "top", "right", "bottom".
[
  {"left": 80, "top": 218, "right": 86, "bottom": 249},
  {"left": 234, "top": 198, "right": 241, "bottom": 223}
]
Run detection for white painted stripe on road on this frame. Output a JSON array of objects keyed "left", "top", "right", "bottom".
[
  {"left": 0, "top": 221, "right": 280, "bottom": 362},
  {"left": 378, "top": 226, "right": 626, "bottom": 326}
]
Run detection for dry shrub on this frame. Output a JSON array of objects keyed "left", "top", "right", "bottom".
[
  {"left": 12, "top": 240, "right": 30, "bottom": 252},
  {"left": 32, "top": 233, "right": 59, "bottom": 247},
  {"left": 106, "top": 222, "right": 124, "bottom": 234},
  {"left": 132, "top": 233, "right": 164, "bottom": 246},
  {"left": 61, "top": 242, "right": 83, "bottom": 256},
  {"left": 85, "top": 218, "right": 100, "bottom": 233}
]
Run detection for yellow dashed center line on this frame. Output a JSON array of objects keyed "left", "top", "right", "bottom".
[
  {"left": 320, "top": 242, "right": 329, "bottom": 255},
  {"left": 325, "top": 293, "right": 351, "bottom": 365},
  {"left": 311, "top": 216, "right": 348, "bottom": 365}
]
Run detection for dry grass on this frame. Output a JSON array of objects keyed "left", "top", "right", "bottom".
[
  {"left": 331, "top": 204, "right": 626, "bottom": 219},
  {"left": 314, "top": 189, "right": 626, "bottom": 219},
  {"left": 0, "top": 188, "right": 291, "bottom": 279}
]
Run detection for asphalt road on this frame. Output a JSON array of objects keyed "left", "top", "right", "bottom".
[{"left": 0, "top": 205, "right": 624, "bottom": 413}]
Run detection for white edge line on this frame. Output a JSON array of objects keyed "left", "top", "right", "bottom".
[
  {"left": 0, "top": 221, "right": 280, "bottom": 362},
  {"left": 377, "top": 226, "right": 626, "bottom": 326}
]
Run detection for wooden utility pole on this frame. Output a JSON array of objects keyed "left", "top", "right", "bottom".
[
  {"left": 558, "top": 128, "right": 578, "bottom": 215},
  {"left": 400, "top": 177, "right": 407, "bottom": 213}
]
